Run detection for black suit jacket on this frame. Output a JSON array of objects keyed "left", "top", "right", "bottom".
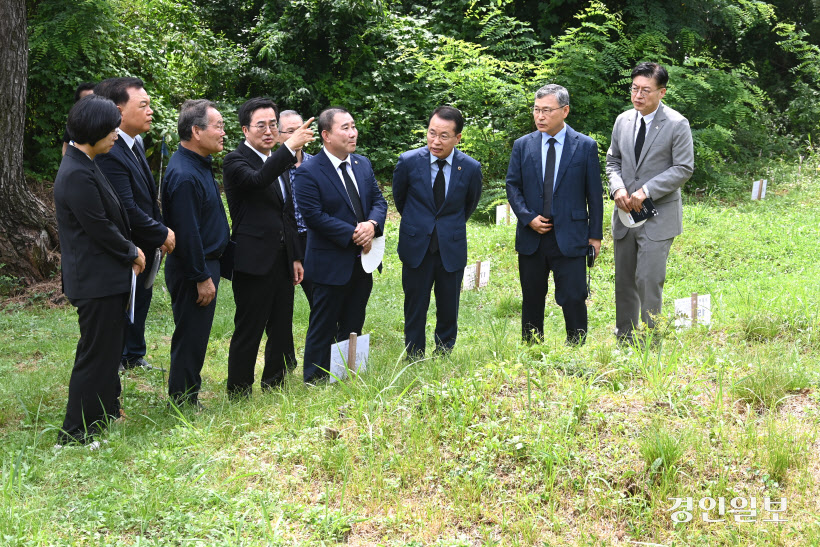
[
  {"left": 54, "top": 146, "right": 139, "bottom": 299},
  {"left": 96, "top": 136, "right": 168, "bottom": 253},
  {"left": 223, "top": 143, "right": 301, "bottom": 277}
]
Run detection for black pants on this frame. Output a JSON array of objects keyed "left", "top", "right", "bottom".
[
  {"left": 518, "top": 231, "right": 587, "bottom": 341},
  {"left": 122, "top": 265, "right": 153, "bottom": 363},
  {"left": 227, "top": 249, "right": 294, "bottom": 395},
  {"left": 59, "top": 293, "right": 127, "bottom": 444},
  {"left": 165, "top": 255, "right": 221, "bottom": 404},
  {"left": 402, "top": 250, "right": 464, "bottom": 357},
  {"left": 297, "top": 232, "right": 314, "bottom": 309},
  {"left": 302, "top": 258, "right": 372, "bottom": 382}
]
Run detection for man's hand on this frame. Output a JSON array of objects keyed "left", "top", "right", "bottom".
[
  {"left": 628, "top": 187, "right": 646, "bottom": 212},
  {"left": 352, "top": 221, "right": 375, "bottom": 246},
  {"left": 196, "top": 278, "right": 216, "bottom": 307},
  {"left": 161, "top": 228, "right": 176, "bottom": 254},
  {"left": 293, "top": 261, "right": 304, "bottom": 286},
  {"left": 613, "top": 188, "right": 631, "bottom": 212},
  {"left": 132, "top": 248, "right": 146, "bottom": 275},
  {"left": 528, "top": 215, "right": 553, "bottom": 234},
  {"left": 589, "top": 238, "right": 602, "bottom": 262},
  {"left": 284, "top": 117, "right": 316, "bottom": 151},
  {"left": 362, "top": 241, "right": 372, "bottom": 254}
]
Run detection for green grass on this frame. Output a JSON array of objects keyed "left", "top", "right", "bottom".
[{"left": 1, "top": 154, "right": 819, "bottom": 545}]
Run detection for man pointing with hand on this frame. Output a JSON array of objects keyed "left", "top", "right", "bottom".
[{"left": 223, "top": 97, "right": 315, "bottom": 397}]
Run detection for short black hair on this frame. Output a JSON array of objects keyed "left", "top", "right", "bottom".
[
  {"left": 428, "top": 106, "right": 464, "bottom": 134},
  {"left": 94, "top": 77, "right": 145, "bottom": 107},
  {"left": 178, "top": 99, "right": 217, "bottom": 141},
  {"left": 631, "top": 62, "right": 669, "bottom": 88},
  {"left": 73, "top": 82, "right": 96, "bottom": 103},
  {"left": 66, "top": 95, "right": 121, "bottom": 146},
  {"left": 237, "top": 97, "right": 279, "bottom": 128},
  {"left": 317, "top": 107, "right": 350, "bottom": 144}
]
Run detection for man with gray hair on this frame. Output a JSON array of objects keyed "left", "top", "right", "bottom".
[
  {"left": 162, "top": 99, "right": 231, "bottom": 407},
  {"left": 506, "top": 84, "right": 603, "bottom": 345}
]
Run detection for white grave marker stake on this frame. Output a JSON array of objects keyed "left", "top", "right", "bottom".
[
  {"left": 751, "top": 179, "right": 767, "bottom": 200},
  {"left": 675, "top": 293, "right": 712, "bottom": 328},
  {"left": 329, "top": 333, "right": 369, "bottom": 383}
]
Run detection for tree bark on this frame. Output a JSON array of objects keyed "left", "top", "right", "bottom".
[{"left": 0, "top": 0, "right": 59, "bottom": 282}]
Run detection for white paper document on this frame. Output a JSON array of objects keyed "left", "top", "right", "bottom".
[{"left": 127, "top": 271, "right": 136, "bottom": 324}]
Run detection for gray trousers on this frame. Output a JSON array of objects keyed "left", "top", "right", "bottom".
[{"left": 614, "top": 225, "right": 674, "bottom": 336}]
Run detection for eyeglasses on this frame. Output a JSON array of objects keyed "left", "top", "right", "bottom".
[
  {"left": 280, "top": 128, "right": 296, "bottom": 135},
  {"left": 630, "top": 85, "right": 662, "bottom": 97},
  {"left": 427, "top": 130, "right": 454, "bottom": 142},
  {"left": 251, "top": 123, "right": 279, "bottom": 133},
  {"left": 532, "top": 106, "right": 565, "bottom": 116},
  {"left": 201, "top": 123, "right": 225, "bottom": 131}
]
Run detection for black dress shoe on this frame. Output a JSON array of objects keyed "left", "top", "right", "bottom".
[{"left": 122, "top": 357, "right": 167, "bottom": 372}]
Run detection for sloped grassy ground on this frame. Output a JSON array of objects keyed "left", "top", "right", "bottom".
[{"left": 1, "top": 157, "right": 819, "bottom": 546}]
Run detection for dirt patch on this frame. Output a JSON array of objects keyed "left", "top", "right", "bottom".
[{"left": 1, "top": 278, "right": 67, "bottom": 310}]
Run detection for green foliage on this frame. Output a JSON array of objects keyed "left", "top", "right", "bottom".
[
  {"left": 26, "top": 0, "right": 120, "bottom": 172},
  {"left": 21, "top": 0, "right": 820, "bottom": 195},
  {"left": 25, "top": 0, "right": 246, "bottom": 177}
]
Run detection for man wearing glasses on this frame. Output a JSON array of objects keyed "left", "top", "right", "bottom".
[
  {"left": 222, "top": 97, "right": 314, "bottom": 397},
  {"left": 393, "top": 106, "right": 483, "bottom": 359},
  {"left": 506, "top": 84, "right": 603, "bottom": 346},
  {"left": 607, "top": 63, "right": 694, "bottom": 344},
  {"left": 276, "top": 110, "right": 315, "bottom": 309},
  {"left": 163, "top": 100, "right": 231, "bottom": 407}
]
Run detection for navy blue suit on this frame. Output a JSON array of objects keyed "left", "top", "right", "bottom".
[
  {"left": 96, "top": 135, "right": 168, "bottom": 365},
  {"left": 292, "top": 149, "right": 387, "bottom": 382},
  {"left": 393, "top": 146, "right": 482, "bottom": 356},
  {"left": 506, "top": 125, "right": 603, "bottom": 342}
]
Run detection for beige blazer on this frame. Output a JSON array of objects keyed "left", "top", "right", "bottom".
[{"left": 606, "top": 102, "right": 694, "bottom": 241}]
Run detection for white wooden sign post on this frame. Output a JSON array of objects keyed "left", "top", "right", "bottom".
[
  {"left": 329, "top": 333, "right": 369, "bottom": 383},
  {"left": 751, "top": 179, "right": 767, "bottom": 200},
  {"left": 495, "top": 203, "right": 517, "bottom": 225},
  {"left": 462, "top": 260, "right": 490, "bottom": 291},
  {"left": 674, "top": 293, "right": 711, "bottom": 328}
]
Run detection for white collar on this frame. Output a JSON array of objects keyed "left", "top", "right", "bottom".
[
  {"left": 323, "top": 146, "right": 351, "bottom": 170},
  {"left": 117, "top": 128, "right": 137, "bottom": 150},
  {"left": 244, "top": 140, "right": 270, "bottom": 162}
]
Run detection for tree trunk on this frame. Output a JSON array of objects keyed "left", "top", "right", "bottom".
[{"left": 0, "top": 0, "right": 59, "bottom": 283}]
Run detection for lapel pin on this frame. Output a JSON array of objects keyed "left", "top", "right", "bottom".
[
  {"left": 458, "top": 166, "right": 462, "bottom": 170},
  {"left": 354, "top": 160, "right": 359, "bottom": 164}
]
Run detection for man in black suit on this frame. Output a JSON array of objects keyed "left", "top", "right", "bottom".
[
  {"left": 393, "top": 106, "right": 483, "bottom": 358},
  {"left": 95, "top": 77, "right": 176, "bottom": 370},
  {"left": 293, "top": 107, "right": 388, "bottom": 384},
  {"left": 162, "top": 100, "right": 231, "bottom": 407},
  {"left": 54, "top": 95, "right": 146, "bottom": 445},
  {"left": 223, "top": 98, "right": 315, "bottom": 397}
]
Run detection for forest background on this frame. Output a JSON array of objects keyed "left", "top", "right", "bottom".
[{"left": 23, "top": 0, "right": 820, "bottom": 196}]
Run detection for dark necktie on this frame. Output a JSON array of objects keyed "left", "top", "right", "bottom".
[
  {"left": 339, "top": 164, "right": 365, "bottom": 223},
  {"left": 433, "top": 159, "right": 447, "bottom": 210},
  {"left": 131, "top": 140, "right": 155, "bottom": 192},
  {"left": 543, "top": 137, "right": 557, "bottom": 219},
  {"left": 429, "top": 159, "right": 448, "bottom": 253},
  {"left": 634, "top": 117, "right": 646, "bottom": 162}
]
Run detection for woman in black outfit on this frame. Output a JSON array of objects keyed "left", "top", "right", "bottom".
[{"left": 54, "top": 95, "right": 145, "bottom": 445}]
